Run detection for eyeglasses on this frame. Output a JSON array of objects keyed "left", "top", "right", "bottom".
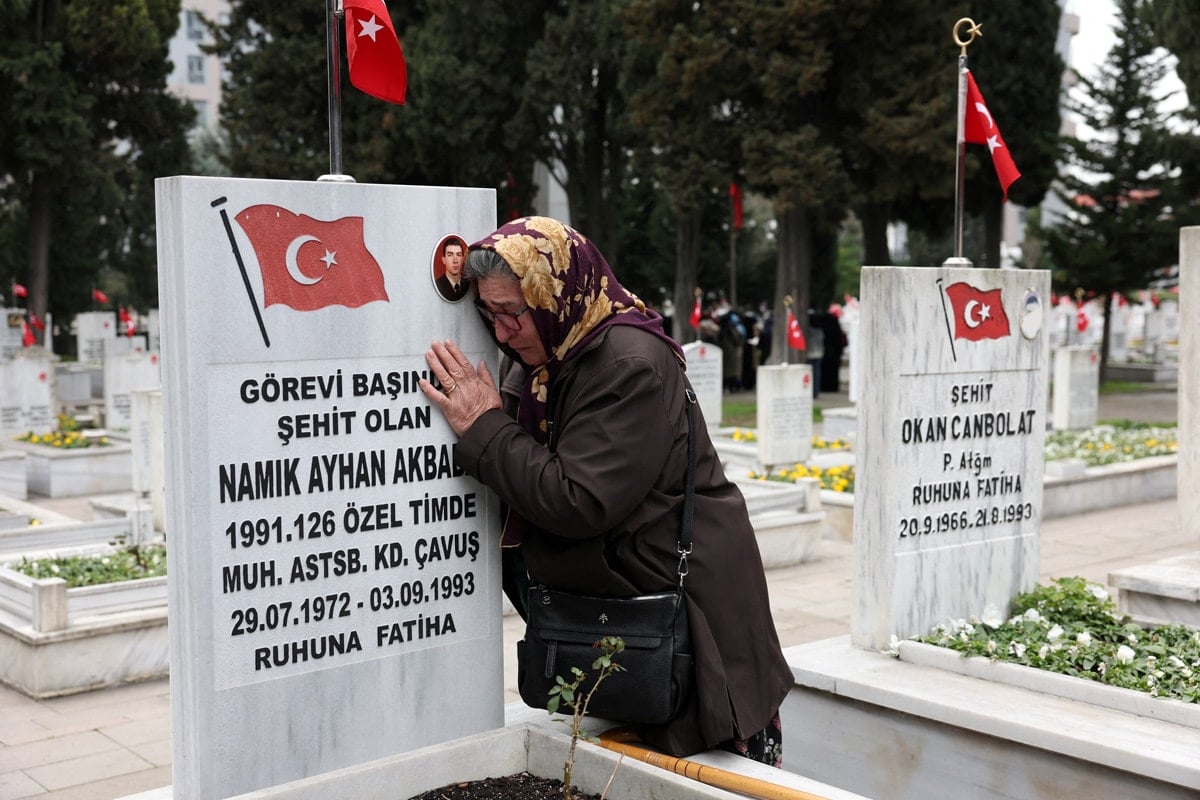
[{"left": 474, "top": 300, "right": 531, "bottom": 332}]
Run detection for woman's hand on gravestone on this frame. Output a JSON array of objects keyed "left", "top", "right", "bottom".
[{"left": 419, "top": 339, "right": 502, "bottom": 436}]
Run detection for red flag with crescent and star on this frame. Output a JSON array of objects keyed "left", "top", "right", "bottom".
[
  {"left": 235, "top": 205, "right": 389, "bottom": 311},
  {"left": 964, "top": 71, "right": 1020, "bottom": 200},
  {"left": 344, "top": 0, "right": 407, "bottom": 105},
  {"left": 12, "top": 282, "right": 27, "bottom": 298},
  {"left": 787, "top": 310, "right": 806, "bottom": 350},
  {"left": 944, "top": 282, "right": 1010, "bottom": 341}
]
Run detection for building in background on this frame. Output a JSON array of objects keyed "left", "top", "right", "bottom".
[{"left": 166, "top": 1, "right": 229, "bottom": 131}]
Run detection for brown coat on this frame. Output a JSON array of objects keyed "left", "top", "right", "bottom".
[{"left": 457, "top": 326, "right": 791, "bottom": 756}]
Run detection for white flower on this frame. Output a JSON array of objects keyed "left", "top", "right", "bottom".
[
  {"left": 1010, "top": 642, "right": 1027, "bottom": 658},
  {"left": 1047, "top": 624, "right": 1064, "bottom": 642},
  {"left": 1076, "top": 631, "right": 1092, "bottom": 646},
  {"left": 1168, "top": 655, "right": 1185, "bottom": 669},
  {"left": 1126, "top": 634, "right": 1138, "bottom": 644},
  {"left": 1116, "top": 645, "right": 1135, "bottom": 664},
  {"left": 1086, "top": 584, "right": 1109, "bottom": 602},
  {"left": 1023, "top": 608, "right": 1041, "bottom": 623},
  {"left": 1038, "top": 644, "right": 1050, "bottom": 659},
  {"left": 1098, "top": 662, "right": 1107, "bottom": 675},
  {"left": 885, "top": 635, "right": 901, "bottom": 656},
  {"left": 986, "top": 639, "right": 997, "bottom": 653},
  {"left": 981, "top": 605, "right": 1004, "bottom": 628}
]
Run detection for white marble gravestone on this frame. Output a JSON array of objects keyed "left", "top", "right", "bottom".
[
  {"left": 1143, "top": 308, "right": 1164, "bottom": 358},
  {"left": 1181, "top": 231, "right": 1198, "bottom": 540},
  {"left": 852, "top": 266, "right": 1050, "bottom": 650},
  {"left": 75, "top": 311, "right": 115, "bottom": 364},
  {"left": 1051, "top": 346, "right": 1099, "bottom": 431},
  {"left": 156, "top": 176, "right": 502, "bottom": 799},
  {"left": 103, "top": 350, "right": 161, "bottom": 432},
  {"left": 682, "top": 341, "right": 723, "bottom": 428},
  {"left": 156, "top": 176, "right": 501, "bottom": 800},
  {"left": 54, "top": 363, "right": 96, "bottom": 405},
  {"left": 2, "top": 309, "right": 24, "bottom": 361},
  {"left": 1109, "top": 301, "right": 1129, "bottom": 362},
  {"left": 755, "top": 364, "right": 813, "bottom": 467},
  {"left": 0, "top": 349, "right": 53, "bottom": 440},
  {"left": 146, "top": 308, "right": 161, "bottom": 352}
]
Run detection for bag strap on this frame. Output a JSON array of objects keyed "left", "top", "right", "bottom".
[{"left": 677, "top": 387, "right": 697, "bottom": 586}]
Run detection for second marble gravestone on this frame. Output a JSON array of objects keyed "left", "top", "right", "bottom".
[{"left": 852, "top": 266, "right": 1051, "bottom": 650}]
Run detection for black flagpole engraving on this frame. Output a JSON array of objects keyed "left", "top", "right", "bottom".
[{"left": 212, "top": 196, "right": 270, "bottom": 348}]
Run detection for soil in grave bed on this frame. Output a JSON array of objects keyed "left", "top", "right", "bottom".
[{"left": 409, "top": 771, "right": 601, "bottom": 800}]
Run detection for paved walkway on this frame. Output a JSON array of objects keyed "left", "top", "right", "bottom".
[{"left": 0, "top": 389, "right": 1188, "bottom": 799}]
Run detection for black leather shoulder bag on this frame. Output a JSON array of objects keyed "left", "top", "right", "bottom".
[{"left": 517, "top": 388, "right": 697, "bottom": 725}]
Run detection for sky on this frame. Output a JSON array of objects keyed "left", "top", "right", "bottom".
[
  {"left": 1065, "top": 0, "right": 1189, "bottom": 137},
  {"left": 1069, "top": 0, "right": 1117, "bottom": 80}
]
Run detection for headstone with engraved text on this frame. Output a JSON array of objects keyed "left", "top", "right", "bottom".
[
  {"left": 157, "top": 176, "right": 502, "bottom": 799},
  {"left": 852, "top": 266, "right": 1050, "bottom": 650},
  {"left": 682, "top": 341, "right": 723, "bottom": 428},
  {"left": 1051, "top": 346, "right": 1099, "bottom": 431},
  {"left": 755, "top": 364, "right": 813, "bottom": 468}
]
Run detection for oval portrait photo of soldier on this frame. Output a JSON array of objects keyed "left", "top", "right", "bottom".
[{"left": 432, "top": 235, "right": 469, "bottom": 303}]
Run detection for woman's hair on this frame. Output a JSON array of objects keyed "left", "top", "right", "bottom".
[{"left": 464, "top": 248, "right": 518, "bottom": 283}]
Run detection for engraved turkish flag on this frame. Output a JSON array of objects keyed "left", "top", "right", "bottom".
[
  {"left": 344, "top": 0, "right": 407, "bottom": 105},
  {"left": 235, "top": 205, "right": 389, "bottom": 311},
  {"left": 787, "top": 310, "right": 806, "bottom": 350},
  {"left": 945, "top": 282, "right": 1010, "bottom": 341},
  {"left": 964, "top": 71, "right": 1021, "bottom": 200}
]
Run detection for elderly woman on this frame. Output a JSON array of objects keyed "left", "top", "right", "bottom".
[{"left": 419, "top": 217, "right": 790, "bottom": 765}]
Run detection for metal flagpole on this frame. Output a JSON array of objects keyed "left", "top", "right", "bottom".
[
  {"left": 320, "top": 0, "right": 354, "bottom": 182},
  {"left": 944, "top": 17, "right": 981, "bottom": 268}
]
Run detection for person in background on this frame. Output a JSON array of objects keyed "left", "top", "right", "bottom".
[{"left": 419, "top": 216, "right": 791, "bottom": 765}]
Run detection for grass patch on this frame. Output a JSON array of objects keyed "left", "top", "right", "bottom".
[
  {"left": 1099, "top": 380, "right": 1169, "bottom": 395},
  {"left": 721, "top": 398, "right": 824, "bottom": 427}
]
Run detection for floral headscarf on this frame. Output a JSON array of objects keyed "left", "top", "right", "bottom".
[
  {"left": 472, "top": 216, "right": 683, "bottom": 445},
  {"left": 472, "top": 218, "right": 683, "bottom": 548}
]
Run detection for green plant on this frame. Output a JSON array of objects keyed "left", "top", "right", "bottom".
[
  {"left": 547, "top": 636, "right": 626, "bottom": 800},
  {"left": 10, "top": 543, "right": 166, "bottom": 587},
  {"left": 916, "top": 577, "right": 1200, "bottom": 702},
  {"left": 1044, "top": 424, "right": 1177, "bottom": 466}
]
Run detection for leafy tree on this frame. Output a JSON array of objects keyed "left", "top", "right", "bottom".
[
  {"left": 0, "top": 0, "right": 192, "bottom": 329},
  {"left": 1046, "top": 0, "right": 1196, "bottom": 381},
  {"left": 621, "top": 0, "right": 745, "bottom": 343},
  {"left": 738, "top": 0, "right": 865, "bottom": 362},
  {"left": 513, "top": 1, "right": 629, "bottom": 261},
  {"left": 1146, "top": 0, "right": 1200, "bottom": 112},
  {"left": 211, "top": 1, "right": 392, "bottom": 181},
  {"left": 836, "top": 0, "right": 968, "bottom": 266},
  {"left": 405, "top": 0, "right": 551, "bottom": 214}
]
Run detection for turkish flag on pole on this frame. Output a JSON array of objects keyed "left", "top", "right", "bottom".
[
  {"left": 689, "top": 295, "right": 702, "bottom": 329},
  {"left": 13, "top": 282, "right": 27, "bottom": 298},
  {"left": 787, "top": 310, "right": 806, "bottom": 350},
  {"left": 964, "top": 71, "right": 1021, "bottom": 200},
  {"left": 344, "top": 0, "right": 407, "bottom": 105},
  {"left": 29, "top": 312, "right": 45, "bottom": 331},
  {"left": 92, "top": 288, "right": 109, "bottom": 304},
  {"left": 236, "top": 204, "right": 390, "bottom": 311},
  {"left": 729, "top": 182, "right": 743, "bottom": 231},
  {"left": 1076, "top": 302, "right": 1089, "bottom": 333},
  {"left": 22, "top": 320, "right": 35, "bottom": 347},
  {"left": 944, "top": 282, "right": 1011, "bottom": 341}
]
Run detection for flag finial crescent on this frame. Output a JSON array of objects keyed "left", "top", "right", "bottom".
[{"left": 953, "top": 18, "right": 982, "bottom": 57}]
